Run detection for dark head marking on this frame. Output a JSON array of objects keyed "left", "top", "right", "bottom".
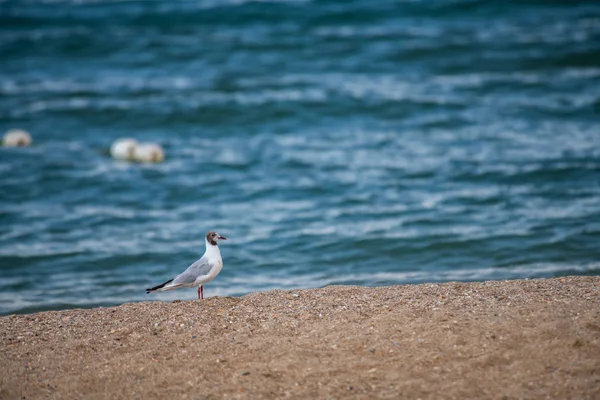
[
  {"left": 206, "top": 231, "right": 226, "bottom": 246},
  {"left": 206, "top": 231, "right": 218, "bottom": 246}
]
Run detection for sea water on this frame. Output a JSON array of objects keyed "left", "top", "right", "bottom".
[{"left": 1, "top": 0, "right": 599, "bottom": 314}]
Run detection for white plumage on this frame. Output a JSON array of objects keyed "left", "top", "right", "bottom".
[{"left": 146, "top": 231, "right": 226, "bottom": 299}]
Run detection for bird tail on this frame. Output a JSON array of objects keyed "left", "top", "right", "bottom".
[{"left": 146, "top": 279, "right": 174, "bottom": 294}]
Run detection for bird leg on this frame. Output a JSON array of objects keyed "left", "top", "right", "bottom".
[{"left": 198, "top": 286, "right": 204, "bottom": 300}]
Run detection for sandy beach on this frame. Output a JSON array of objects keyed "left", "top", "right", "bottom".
[{"left": 1, "top": 276, "right": 599, "bottom": 399}]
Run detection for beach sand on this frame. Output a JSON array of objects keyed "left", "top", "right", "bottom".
[{"left": 1, "top": 276, "right": 599, "bottom": 399}]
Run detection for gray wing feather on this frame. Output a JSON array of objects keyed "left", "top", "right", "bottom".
[{"left": 172, "top": 256, "right": 213, "bottom": 285}]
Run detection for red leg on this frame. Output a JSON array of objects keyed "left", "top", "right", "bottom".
[{"left": 197, "top": 286, "right": 204, "bottom": 300}]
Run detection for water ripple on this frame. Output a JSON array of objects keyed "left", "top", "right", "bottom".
[{"left": 1, "top": 0, "right": 599, "bottom": 315}]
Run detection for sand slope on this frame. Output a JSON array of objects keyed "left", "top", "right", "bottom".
[{"left": 1, "top": 276, "right": 599, "bottom": 399}]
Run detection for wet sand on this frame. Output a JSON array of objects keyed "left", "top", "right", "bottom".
[{"left": 1, "top": 276, "right": 599, "bottom": 399}]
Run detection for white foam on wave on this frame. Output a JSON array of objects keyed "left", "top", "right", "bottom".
[
  {"left": 225, "top": 261, "right": 600, "bottom": 293},
  {"left": 0, "top": 76, "right": 196, "bottom": 96}
]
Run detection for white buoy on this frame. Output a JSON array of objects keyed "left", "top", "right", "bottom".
[
  {"left": 133, "top": 143, "right": 164, "bottom": 163},
  {"left": 110, "top": 138, "right": 138, "bottom": 161},
  {"left": 3, "top": 129, "right": 32, "bottom": 147}
]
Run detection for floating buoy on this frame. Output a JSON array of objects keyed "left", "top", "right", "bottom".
[
  {"left": 110, "top": 138, "right": 138, "bottom": 161},
  {"left": 3, "top": 129, "right": 32, "bottom": 147},
  {"left": 133, "top": 143, "right": 164, "bottom": 163}
]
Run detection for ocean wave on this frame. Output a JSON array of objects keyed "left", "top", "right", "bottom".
[{"left": 1, "top": 0, "right": 599, "bottom": 315}]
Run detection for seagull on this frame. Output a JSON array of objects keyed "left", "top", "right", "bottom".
[{"left": 146, "top": 231, "right": 226, "bottom": 300}]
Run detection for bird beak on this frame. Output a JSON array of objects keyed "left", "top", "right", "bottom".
[{"left": 218, "top": 235, "right": 227, "bottom": 240}]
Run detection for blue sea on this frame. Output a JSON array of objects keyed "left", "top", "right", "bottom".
[{"left": 1, "top": 0, "right": 599, "bottom": 315}]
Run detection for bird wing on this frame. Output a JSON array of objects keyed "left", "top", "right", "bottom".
[{"left": 172, "top": 256, "right": 213, "bottom": 285}]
